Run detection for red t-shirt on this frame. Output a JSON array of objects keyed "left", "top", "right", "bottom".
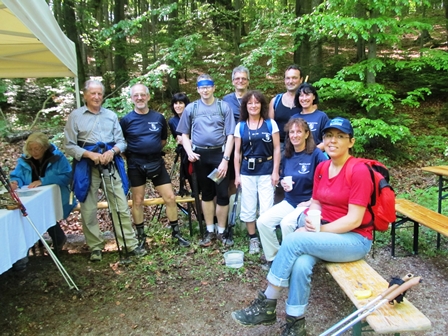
[{"left": 312, "top": 157, "right": 374, "bottom": 239}]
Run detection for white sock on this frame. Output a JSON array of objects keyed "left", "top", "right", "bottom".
[
  {"left": 206, "top": 224, "right": 215, "bottom": 233},
  {"left": 264, "top": 284, "right": 281, "bottom": 300},
  {"left": 217, "top": 226, "right": 225, "bottom": 234}
]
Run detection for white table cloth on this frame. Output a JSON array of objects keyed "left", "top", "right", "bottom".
[{"left": 0, "top": 184, "right": 63, "bottom": 274}]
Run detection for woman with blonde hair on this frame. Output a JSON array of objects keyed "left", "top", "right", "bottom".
[{"left": 10, "top": 132, "right": 76, "bottom": 252}]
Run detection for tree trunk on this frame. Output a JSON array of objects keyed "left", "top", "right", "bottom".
[
  {"left": 114, "top": 0, "right": 129, "bottom": 90},
  {"left": 140, "top": 0, "right": 150, "bottom": 72},
  {"left": 62, "top": 0, "right": 86, "bottom": 89},
  {"left": 356, "top": 3, "right": 367, "bottom": 62},
  {"left": 294, "top": 0, "right": 312, "bottom": 76}
]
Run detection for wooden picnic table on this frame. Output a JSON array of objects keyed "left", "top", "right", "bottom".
[{"left": 421, "top": 165, "right": 448, "bottom": 248}]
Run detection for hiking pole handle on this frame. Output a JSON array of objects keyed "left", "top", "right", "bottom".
[{"left": 385, "top": 276, "right": 421, "bottom": 302}]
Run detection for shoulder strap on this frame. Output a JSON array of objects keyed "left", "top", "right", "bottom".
[
  {"left": 344, "top": 157, "right": 359, "bottom": 186},
  {"left": 217, "top": 99, "right": 224, "bottom": 120},
  {"left": 192, "top": 101, "right": 199, "bottom": 123},
  {"left": 265, "top": 119, "right": 272, "bottom": 134},
  {"left": 273, "top": 93, "right": 283, "bottom": 111},
  {"left": 239, "top": 121, "right": 246, "bottom": 136},
  {"left": 317, "top": 160, "right": 331, "bottom": 180}
]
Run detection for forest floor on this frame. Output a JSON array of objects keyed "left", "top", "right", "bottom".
[{"left": 1, "top": 138, "right": 448, "bottom": 336}]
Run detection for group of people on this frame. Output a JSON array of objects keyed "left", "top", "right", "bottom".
[{"left": 9, "top": 65, "right": 377, "bottom": 336}]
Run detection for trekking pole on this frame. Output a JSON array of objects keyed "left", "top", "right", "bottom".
[
  {"left": 0, "top": 166, "right": 80, "bottom": 292},
  {"left": 224, "top": 185, "right": 240, "bottom": 245},
  {"left": 97, "top": 144, "right": 130, "bottom": 263},
  {"left": 320, "top": 274, "right": 420, "bottom": 336}
]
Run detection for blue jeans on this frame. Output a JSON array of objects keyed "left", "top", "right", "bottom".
[{"left": 267, "top": 231, "right": 372, "bottom": 317}]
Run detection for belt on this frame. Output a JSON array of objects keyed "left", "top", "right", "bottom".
[
  {"left": 126, "top": 152, "right": 163, "bottom": 160},
  {"left": 192, "top": 144, "right": 223, "bottom": 150},
  {"left": 243, "top": 156, "right": 273, "bottom": 163}
]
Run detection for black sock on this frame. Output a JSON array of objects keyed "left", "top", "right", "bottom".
[
  {"left": 170, "top": 221, "right": 179, "bottom": 235},
  {"left": 249, "top": 233, "right": 257, "bottom": 239}
]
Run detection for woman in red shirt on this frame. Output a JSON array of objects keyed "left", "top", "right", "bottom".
[{"left": 231, "top": 117, "right": 374, "bottom": 336}]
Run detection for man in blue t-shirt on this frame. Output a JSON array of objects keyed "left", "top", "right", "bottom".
[{"left": 120, "top": 84, "right": 190, "bottom": 248}]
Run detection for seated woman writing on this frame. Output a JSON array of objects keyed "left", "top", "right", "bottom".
[
  {"left": 231, "top": 117, "right": 374, "bottom": 336},
  {"left": 10, "top": 132, "right": 76, "bottom": 253}
]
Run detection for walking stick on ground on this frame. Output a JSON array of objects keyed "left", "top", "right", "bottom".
[
  {"left": 320, "top": 274, "right": 420, "bottom": 336},
  {"left": 224, "top": 185, "right": 240, "bottom": 245},
  {"left": 0, "top": 166, "right": 80, "bottom": 292}
]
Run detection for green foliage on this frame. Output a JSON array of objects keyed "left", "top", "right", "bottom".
[{"left": 351, "top": 118, "right": 411, "bottom": 154}]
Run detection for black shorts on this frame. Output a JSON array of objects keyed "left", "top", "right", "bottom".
[{"left": 127, "top": 160, "right": 171, "bottom": 187}]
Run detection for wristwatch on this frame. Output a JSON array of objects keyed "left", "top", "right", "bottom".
[
  {"left": 110, "top": 148, "right": 117, "bottom": 155},
  {"left": 223, "top": 155, "right": 230, "bottom": 161}
]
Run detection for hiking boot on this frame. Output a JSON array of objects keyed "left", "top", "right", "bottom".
[
  {"left": 130, "top": 246, "right": 147, "bottom": 257},
  {"left": 90, "top": 250, "right": 102, "bottom": 262},
  {"left": 281, "top": 315, "right": 306, "bottom": 336},
  {"left": 231, "top": 291, "right": 277, "bottom": 326},
  {"left": 261, "top": 260, "right": 272, "bottom": 271},
  {"left": 199, "top": 231, "right": 216, "bottom": 247},
  {"left": 135, "top": 225, "right": 147, "bottom": 249},
  {"left": 249, "top": 237, "right": 261, "bottom": 254},
  {"left": 173, "top": 233, "right": 191, "bottom": 247},
  {"left": 217, "top": 233, "right": 234, "bottom": 247}
]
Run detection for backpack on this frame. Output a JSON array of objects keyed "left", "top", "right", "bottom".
[
  {"left": 317, "top": 157, "right": 396, "bottom": 231},
  {"left": 273, "top": 93, "right": 283, "bottom": 111},
  {"left": 239, "top": 119, "right": 273, "bottom": 135}
]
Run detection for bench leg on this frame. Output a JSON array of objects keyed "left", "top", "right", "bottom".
[
  {"left": 413, "top": 222, "right": 419, "bottom": 255},
  {"left": 187, "top": 203, "right": 193, "bottom": 237},
  {"left": 391, "top": 222, "right": 396, "bottom": 257}
]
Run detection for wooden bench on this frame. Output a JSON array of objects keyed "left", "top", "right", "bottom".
[
  {"left": 73, "top": 196, "right": 197, "bottom": 236},
  {"left": 392, "top": 198, "right": 448, "bottom": 257},
  {"left": 326, "top": 259, "right": 431, "bottom": 335}
]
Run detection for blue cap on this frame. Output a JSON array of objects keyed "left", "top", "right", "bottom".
[{"left": 322, "top": 117, "right": 354, "bottom": 136}]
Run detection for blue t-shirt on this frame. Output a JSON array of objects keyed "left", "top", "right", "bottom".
[
  {"left": 168, "top": 115, "right": 181, "bottom": 139},
  {"left": 282, "top": 148, "right": 328, "bottom": 206},
  {"left": 235, "top": 119, "right": 279, "bottom": 176},
  {"left": 120, "top": 110, "right": 167, "bottom": 155},
  {"left": 291, "top": 109, "right": 329, "bottom": 146},
  {"left": 223, "top": 92, "right": 241, "bottom": 123},
  {"left": 274, "top": 96, "right": 302, "bottom": 142}
]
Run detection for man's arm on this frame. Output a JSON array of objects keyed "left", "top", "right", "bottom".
[{"left": 268, "top": 97, "right": 275, "bottom": 120}]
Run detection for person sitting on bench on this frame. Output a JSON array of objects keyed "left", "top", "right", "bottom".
[{"left": 231, "top": 117, "right": 374, "bottom": 336}]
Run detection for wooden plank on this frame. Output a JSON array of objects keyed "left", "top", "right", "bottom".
[
  {"left": 395, "top": 199, "right": 448, "bottom": 236},
  {"left": 73, "top": 196, "right": 195, "bottom": 211},
  {"left": 326, "top": 260, "right": 431, "bottom": 333},
  {"left": 421, "top": 165, "right": 448, "bottom": 177}
]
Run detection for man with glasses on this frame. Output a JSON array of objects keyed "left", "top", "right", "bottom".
[
  {"left": 120, "top": 83, "right": 191, "bottom": 248},
  {"left": 177, "top": 74, "right": 235, "bottom": 247},
  {"left": 223, "top": 65, "right": 250, "bottom": 123}
]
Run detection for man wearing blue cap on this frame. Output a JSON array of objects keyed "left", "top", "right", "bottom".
[{"left": 176, "top": 74, "right": 236, "bottom": 247}]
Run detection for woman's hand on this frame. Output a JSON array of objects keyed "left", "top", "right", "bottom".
[
  {"left": 271, "top": 171, "right": 279, "bottom": 187},
  {"left": 234, "top": 175, "right": 241, "bottom": 188},
  {"left": 280, "top": 178, "right": 294, "bottom": 192},
  {"left": 28, "top": 180, "right": 42, "bottom": 188},
  {"left": 187, "top": 152, "right": 200, "bottom": 162},
  {"left": 10, "top": 181, "right": 18, "bottom": 190}
]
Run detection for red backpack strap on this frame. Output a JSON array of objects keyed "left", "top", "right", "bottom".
[
  {"left": 316, "top": 160, "right": 331, "bottom": 180},
  {"left": 343, "top": 157, "right": 359, "bottom": 186}
]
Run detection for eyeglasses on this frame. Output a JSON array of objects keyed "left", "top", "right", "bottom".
[
  {"left": 233, "top": 77, "right": 248, "bottom": 82},
  {"left": 198, "top": 86, "right": 213, "bottom": 91},
  {"left": 323, "top": 133, "right": 350, "bottom": 141},
  {"left": 132, "top": 93, "right": 148, "bottom": 99}
]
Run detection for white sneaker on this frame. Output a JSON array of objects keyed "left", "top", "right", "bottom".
[{"left": 249, "top": 238, "right": 260, "bottom": 254}]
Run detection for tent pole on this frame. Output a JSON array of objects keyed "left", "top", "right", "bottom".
[{"left": 75, "top": 77, "right": 81, "bottom": 108}]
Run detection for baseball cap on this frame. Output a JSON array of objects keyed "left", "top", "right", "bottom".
[{"left": 322, "top": 117, "right": 354, "bottom": 136}]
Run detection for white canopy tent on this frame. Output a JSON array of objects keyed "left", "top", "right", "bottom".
[{"left": 0, "top": 0, "right": 80, "bottom": 107}]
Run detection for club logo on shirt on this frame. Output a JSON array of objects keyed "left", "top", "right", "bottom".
[
  {"left": 148, "top": 122, "right": 159, "bottom": 131},
  {"left": 262, "top": 132, "right": 272, "bottom": 142},
  {"left": 308, "top": 122, "right": 317, "bottom": 131},
  {"left": 298, "top": 163, "right": 310, "bottom": 174}
]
